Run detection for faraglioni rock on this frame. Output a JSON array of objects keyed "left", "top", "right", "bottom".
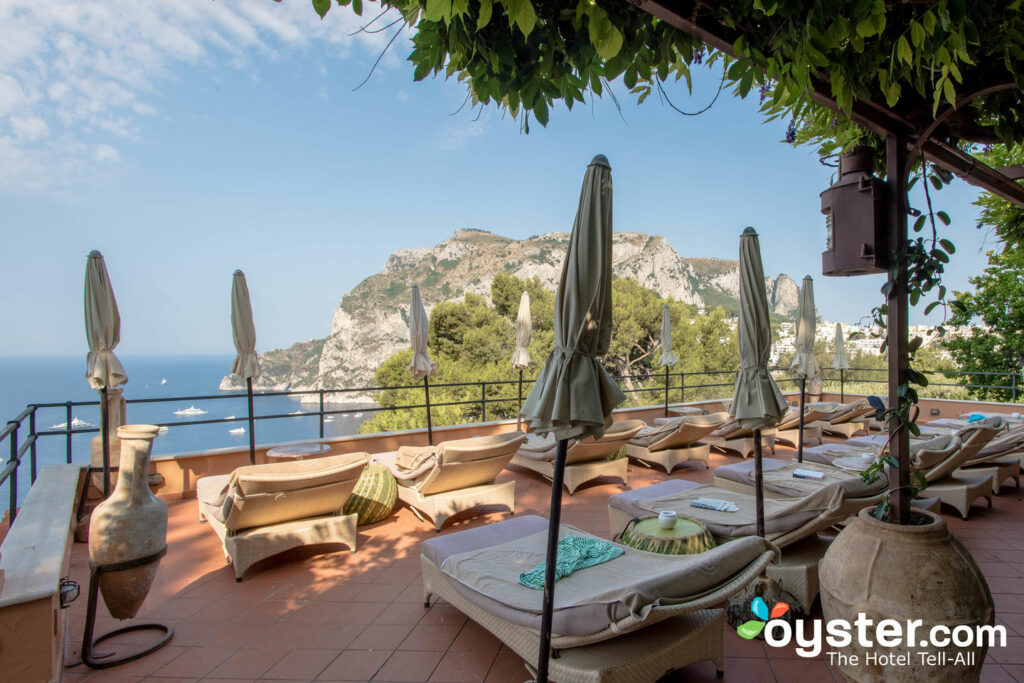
[{"left": 219, "top": 229, "right": 802, "bottom": 399}]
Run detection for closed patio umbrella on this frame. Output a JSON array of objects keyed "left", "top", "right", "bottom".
[
  {"left": 510, "top": 291, "right": 532, "bottom": 428},
  {"left": 831, "top": 323, "right": 851, "bottom": 401},
  {"left": 408, "top": 285, "right": 437, "bottom": 444},
  {"left": 658, "top": 303, "right": 679, "bottom": 416},
  {"left": 520, "top": 155, "right": 625, "bottom": 682},
  {"left": 231, "top": 270, "right": 260, "bottom": 464},
  {"left": 85, "top": 250, "right": 128, "bottom": 496},
  {"left": 789, "top": 276, "right": 822, "bottom": 461},
  {"left": 731, "top": 228, "right": 787, "bottom": 537}
]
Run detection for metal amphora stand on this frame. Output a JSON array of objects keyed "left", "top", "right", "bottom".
[{"left": 79, "top": 547, "right": 173, "bottom": 669}]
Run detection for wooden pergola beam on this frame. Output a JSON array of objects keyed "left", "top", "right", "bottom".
[{"left": 632, "top": 0, "right": 1024, "bottom": 208}]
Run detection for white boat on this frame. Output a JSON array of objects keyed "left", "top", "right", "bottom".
[
  {"left": 229, "top": 427, "right": 246, "bottom": 435},
  {"left": 324, "top": 416, "right": 334, "bottom": 423},
  {"left": 290, "top": 410, "right": 303, "bottom": 415},
  {"left": 353, "top": 412, "right": 364, "bottom": 418},
  {"left": 225, "top": 415, "right": 235, "bottom": 419},
  {"left": 158, "top": 426, "right": 169, "bottom": 434},
  {"left": 49, "top": 417, "right": 95, "bottom": 431},
  {"left": 160, "top": 378, "right": 167, "bottom": 385},
  {"left": 173, "top": 405, "right": 208, "bottom": 417}
]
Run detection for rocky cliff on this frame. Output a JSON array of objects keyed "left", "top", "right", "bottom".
[{"left": 221, "top": 229, "right": 801, "bottom": 398}]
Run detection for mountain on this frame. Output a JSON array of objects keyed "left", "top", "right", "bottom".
[{"left": 220, "top": 229, "right": 801, "bottom": 398}]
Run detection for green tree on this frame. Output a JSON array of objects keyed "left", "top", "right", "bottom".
[{"left": 944, "top": 247, "right": 1024, "bottom": 401}]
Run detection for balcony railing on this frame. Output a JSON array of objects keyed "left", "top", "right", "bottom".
[{"left": 2, "top": 366, "right": 1020, "bottom": 524}]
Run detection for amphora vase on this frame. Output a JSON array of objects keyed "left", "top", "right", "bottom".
[
  {"left": 818, "top": 507, "right": 994, "bottom": 682},
  {"left": 88, "top": 424, "right": 167, "bottom": 619}
]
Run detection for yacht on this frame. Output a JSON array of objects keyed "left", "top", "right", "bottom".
[{"left": 173, "top": 405, "right": 208, "bottom": 417}]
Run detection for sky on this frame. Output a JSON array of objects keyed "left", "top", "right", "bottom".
[{"left": 0, "top": 1, "right": 1002, "bottom": 356}]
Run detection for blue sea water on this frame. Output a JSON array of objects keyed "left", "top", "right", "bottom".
[{"left": 0, "top": 355, "right": 372, "bottom": 505}]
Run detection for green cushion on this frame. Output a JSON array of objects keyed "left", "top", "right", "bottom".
[{"left": 343, "top": 464, "right": 397, "bottom": 526}]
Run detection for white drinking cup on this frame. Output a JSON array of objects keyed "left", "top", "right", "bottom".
[{"left": 658, "top": 510, "right": 678, "bottom": 530}]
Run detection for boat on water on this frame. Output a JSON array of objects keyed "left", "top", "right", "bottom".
[
  {"left": 229, "top": 427, "right": 246, "bottom": 435},
  {"left": 353, "top": 412, "right": 364, "bottom": 418},
  {"left": 173, "top": 405, "right": 208, "bottom": 417},
  {"left": 49, "top": 417, "right": 95, "bottom": 431},
  {"left": 161, "top": 378, "right": 167, "bottom": 385},
  {"left": 158, "top": 426, "right": 170, "bottom": 434},
  {"left": 324, "top": 416, "right": 334, "bottom": 423}
]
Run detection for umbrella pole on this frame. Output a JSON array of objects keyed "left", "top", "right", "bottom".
[
  {"left": 840, "top": 369, "right": 845, "bottom": 403},
  {"left": 100, "top": 386, "right": 110, "bottom": 498},
  {"left": 753, "top": 429, "right": 765, "bottom": 538},
  {"left": 664, "top": 366, "right": 670, "bottom": 417},
  {"left": 246, "top": 377, "right": 256, "bottom": 465},
  {"left": 517, "top": 370, "right": 523, "bottom": 431},
  {"left": 424, "top": 377, "right": 433, "bottom": 446},
  {"left": 537, "top": 438, "right": 568, "bottom": 683},
  {"left": 797, "top": 378, "right": 806, "bottom": 463}
]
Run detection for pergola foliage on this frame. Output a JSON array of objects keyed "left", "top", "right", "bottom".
[{"left": 314, "top": 0, "right": 1024, "bottom": 154}]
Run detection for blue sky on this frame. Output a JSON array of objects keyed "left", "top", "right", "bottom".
[{"left": 0, "top": 1, "right": 1000, "bottom": 356}]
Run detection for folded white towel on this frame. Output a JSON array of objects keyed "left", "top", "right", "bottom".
[
  {"left": 690, "top": 498, "right": 740, "bottom": 512},
  {"left": 793, "top": 468, "right": 825, "bottom": 480}
]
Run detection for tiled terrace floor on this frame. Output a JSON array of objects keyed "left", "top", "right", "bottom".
[{"left": 59, "top": 438, "right": 1024, "bottom": 683}]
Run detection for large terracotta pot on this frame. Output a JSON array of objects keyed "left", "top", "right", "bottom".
[
  {"left": 89, "top": 424, "right": 168, "bottom": 619},
  {"left": 819, "top": 507, "right": 994, "bottom": 682}
]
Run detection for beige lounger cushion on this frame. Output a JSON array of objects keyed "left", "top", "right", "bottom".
[
  {"left": 394, "top": 432, "right": 526, "bottom": 496},
  {"left": 631, "top": 413, "right": 730, "bottom": 451},
  {"left": 215, "top": 453, "right": 369, "bottom": 532},
  {"left": 517, "top": 420, "right": 645, "bottom": 464},
  {"left": 751, "top": 462, "right": 885, "bottom": 499},
  {"left": 436, "top": 521, "right": 775, "bottom": 637},
  {"left": 633, "top": 482, "right": 849, "bottom": 542}
]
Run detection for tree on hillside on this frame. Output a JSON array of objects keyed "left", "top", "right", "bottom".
[
  {"left": 491, "top": 272, "right": 554, "bottom": 331},
  {"left": 944, "top": 247, "right": 1024, "bottom": 402}
]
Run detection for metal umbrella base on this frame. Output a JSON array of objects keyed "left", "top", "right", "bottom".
[{"left": 80, "top": 548, "right": 173, "bottom": 669}]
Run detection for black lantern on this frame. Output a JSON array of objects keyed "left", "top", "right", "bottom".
[{"left": 821, "top": 147, "right": 889, "bottom": 276}]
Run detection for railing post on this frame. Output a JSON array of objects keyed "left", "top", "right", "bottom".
[
  {"left": 8, "top": 421, "right": 18, "bottom": 524},
  {"left": 29, "top": 407, "right": 37, "bottom": 484},
  {"left": 319, "top": 390, "right": 325, "bottom": 440},
  {"left": 680, "top": 371, "right": 685, "bottom": 404},
  {"left": 480, "top": 382, "right": 487, "bottom": 423},
  {"left": 66, "top": 401, "right": 73, "bottom": 464},
  {"left": 1012, "top": 373, "right": 1018, "bottom": 404}
]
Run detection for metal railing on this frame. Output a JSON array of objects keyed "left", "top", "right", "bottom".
[{"left": 1, "top": 366, "right": 1020, "bottom": 525}]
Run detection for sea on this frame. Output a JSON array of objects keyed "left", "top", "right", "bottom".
[{"left": 0, "top": 355, "right": 373, "bottom": 506}]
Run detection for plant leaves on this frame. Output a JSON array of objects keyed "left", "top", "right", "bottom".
[{"left": 312, "top": 0, "right": 331, "bottom": 19}]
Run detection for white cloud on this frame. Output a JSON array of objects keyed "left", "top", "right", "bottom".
[
  {"left": 94, "top": 143, "right": 118, "bottom": 162},
  {"left": 435, "top": 111, "right": 491, "bottom": 151},
  {"left": 0, "top": 0, "right": 399, "bottom": 193}
]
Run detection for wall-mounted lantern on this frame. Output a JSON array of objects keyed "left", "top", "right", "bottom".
[{"left": 821, "top": 147, "right": 889, "bottom": 276}]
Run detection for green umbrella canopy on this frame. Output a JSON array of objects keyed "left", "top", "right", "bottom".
[
  {"left": 84, "top": 250, "right": 127, "bottom": 390},
  {"left": 831, "top": 323, "right": 851, "bottom": 370},
  {"left": 230, "top": 270, "right": 261, "bottom": 381},
  {"left": 789, "top": 276, "right": 822, "bottom": 383},
  {"left": 520, "top": 155, "right": 625, "bottom": 441},
  {"left": 658, "top": 303, "right": 679, "bottom": 368},
  {"left": 730, "top": 228, "right": 787, "bottom": 430}
]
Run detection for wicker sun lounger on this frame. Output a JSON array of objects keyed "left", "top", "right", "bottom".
[
  {"left": 420, "top": 515, "right": 775, "bottom": 682},
  {"left": 624, "top": 412, "right": 731, "bottom": 472},
  {"left": 376, "top": 432, "right": 526, "bottom": 531},
  {"left": 510, "top": 420, "right": 646, "bottom": 495}
]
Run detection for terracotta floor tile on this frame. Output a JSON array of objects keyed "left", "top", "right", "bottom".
[
  {"left": 718, "top": 657, "right": 775, "bottom": 682},
  {"left": 349, "top": 623, "right": 417, "bottom": 650},
  {"left": 317, "top": 649, "right": 392, "bottom": 681},
  {"left": 201, "top": 618, "right": 272, "bottom": 649},
  {"left": 420, "top": 603, "right": 468, "bottom": 627},
  {"left": 151, "top": 645, "right": 236, "bottom": 678},
  {"left": 374, "top": 649, "right": 445, "bottom": 682},
  {"left": 1000, "top": 663, "right": 1024, "bottom": 681},
  {"left": 723, "top": 631, "right": 767, "bottom": 658},
  {"left": 248, "top": 620, "right": 319, "bottom": 649},
  {"left": 770, "top": 656, "right": 833, "bottom": 681},
  {"left": 280, "top": 600, "right": 343, "bottom": 624},
  {"left": 298, "top": 623, "right": 366, "bottom": 650},
  {"left": 191, "top": 597, "right": 263, "bottom": 623},
  {"left": 261, "top": 647, "right": 341, "bottom": 680},
  {"left": 208, "top": 646, "right": 289, "bottom": 679},
  {"left": 982, "top": 663, "right": 1017, "bottom": 683},
  {"left": 399, "top": 622, "right": 464, "bottom": 651},
  {"left": 378, "top": 601, "right": 432, "bottom": 625},
  {"left": 67, "top": 644, "right": 190, "bottom": 678},
  {"left": 428, "top": 648, "right": 499, "bottom": 683},
  {"left": 448, "top": 621, "right": 501, "bottom": 655},
  {"left": 326, "top": 601, "right": 389, "bottom": 624},
  {"left": 992, "top": 636, "right": 1024, "bottom": 664},
  {"left": 483, "top": 646, "right": 529, "bottom": 683}
]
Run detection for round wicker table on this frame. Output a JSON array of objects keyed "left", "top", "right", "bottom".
[{"left": 620, "top": 516, "right": 717, "bottom": 556}]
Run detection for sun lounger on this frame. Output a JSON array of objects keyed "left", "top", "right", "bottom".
[
  {"left": 624, "top": 412, "right": 731, "bottom": 472},
  {"left": 376, "top": 431, "right": 526, "bottom": 531},
  {"left": 701, "top": 418, "right": 776, "bottom": 459},
  {"left": 510, "top": 420, "right": 646, "bottom": 494},
  {"left": 420, "top": 515, "right": 775, "bottom": 681},
  {"left": 774, "top": 402, "right": 842, "bottom": 447},
  {"left": 196, "top": 452, "right": 368, "bottom": 580},
  {"left": 607, "top": 478, "right": 871, "bottom": 611},
  {"left": 818, "top": 398, "right": 876, "bottom": 438}
]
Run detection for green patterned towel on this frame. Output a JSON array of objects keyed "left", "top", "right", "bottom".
[{"left": 518, "top": 536, "right": 624, "bottom": 590}]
